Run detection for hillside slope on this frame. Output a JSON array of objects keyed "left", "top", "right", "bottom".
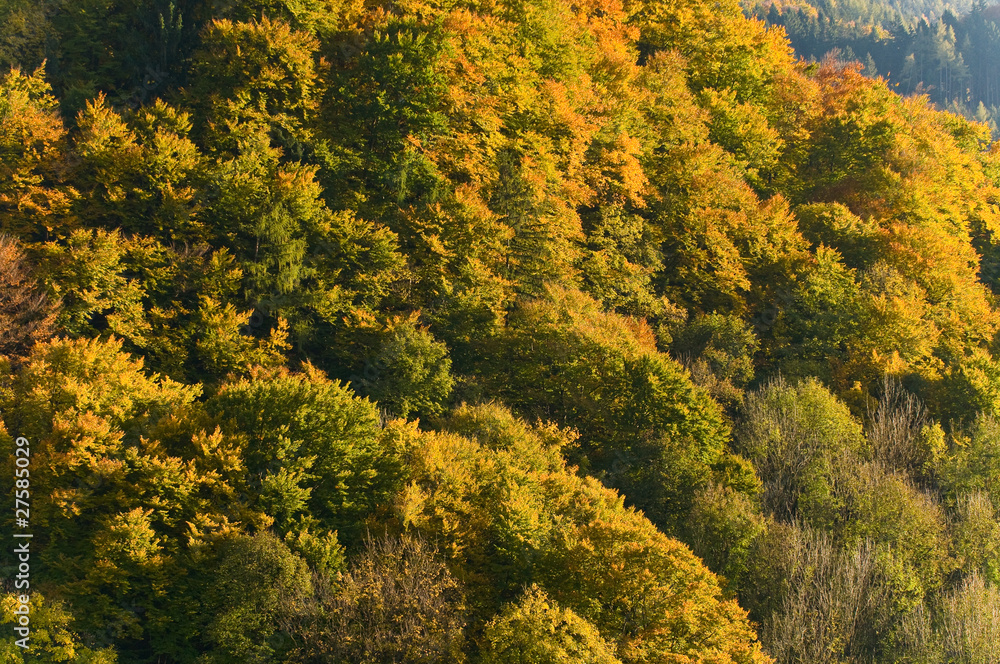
[{"left": 2, "top": 0, "right": 1000, "bottom": 662}]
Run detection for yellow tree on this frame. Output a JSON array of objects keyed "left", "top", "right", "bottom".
[
  {"left": 0, "top": 66, "right": 76, "bottom": 240},
  {"left": 399, "top": 402, "right": 772, "bottom": 664}
]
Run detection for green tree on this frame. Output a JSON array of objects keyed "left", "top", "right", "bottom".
[
  {"left": 476, "top": 286, "right": 737, "bottom": 533},
  {"left": 402, "top": 402, "right": 772, "bottom": 664},
  {"left": 188, "top": 17, "right": 321, "bottom": 153},
  {"left": 356, "top": 313, "right": 454, "bottom": 420},
  {"left": 200, "top": 531, "right": 313, "bottom": 664},
  {"left": 73, "top": 96, "right": 205, "bottom": 243},
  {"left": 45, "top": 0, "right": 198, "bottom": 112},
  {"left": 206, "top": 364, "right": 408, "bottom": 539},
  {"left": 952, "top": 491, "right": 1000, "bottom": 585},
  {"left": 685, "top": 482, "right": 766, "bottom": 589},
  {"left": 735, "top": 376, "right": 866, "bottom": 523}
]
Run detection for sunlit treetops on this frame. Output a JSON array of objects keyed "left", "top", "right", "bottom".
[{"left": 2, "top": 0, "right": 1000, "bottom": 661}]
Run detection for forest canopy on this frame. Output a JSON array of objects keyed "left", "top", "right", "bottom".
[
  {"left": 2, "top": 0, "right": 1000, "bottom": 662},
  {"left": 749, "top": 0, "right": 1000, "bottom": 136}
]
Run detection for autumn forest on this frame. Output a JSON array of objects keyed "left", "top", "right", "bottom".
[{"left": 2, "top": 0, "right": 1000, "bottom": 662}]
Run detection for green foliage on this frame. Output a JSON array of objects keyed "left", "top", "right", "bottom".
[
  {"left": 685, "top": 482, "right": 767, "bottom": 589},
  {"left": 30, "top": 229, "right": 289, "bottom": 381},
  {"left": 402, "top": 403, "right": 771, "bottom": 664},
  {"left": 2, "top": 335, "right": 199, "bottom": 439},
  {"left": 0, "top": 0, "right": 49, "bottom": 73},
  {"left": 32, "top": 229, "right": 153, "bottom": 342},
  {"left": 73, "top": 97, "right": 205, "bottom": 242},
  {"left": 756, "top": 0, "right": 1000, "bottom": 141},
  {"left": 632, "top": 0, "right": 795, "bottom": 104},
  {"left": 481, "top": 585, "right": 622, "bottom": 664},
  {"left": 188, "top": 16, "right": 321, "bottom": 151},
  {"left": 736, "top": 376, "right": 866, "bottom": 522},
  {"left": 199, "top": 532, "right": 313, "bottom": 664},
  {"left": 579, "top": 204, "right": 669, "bottom": 320},
  {"left": 670, "top": 312, "right": 760, "bottom": 396},
  {"left": 936, "top": 348, "right": 1000, "bottom": 422},
  {"left": 952, "top": 491, "right": 1000, "bottom": 584},
  {"left": 356, "top": 313, "right": 454, "bottom": 419},
  {"left": 213, "top": 0, "right": 357, "bottom": 39},
  {"left": 835, "top": 461, "right": 950, "bottom": 597},
  {"left": 206, "top": 364, "right": 408, "bottom": 537},
  {"left": 0, "top": 337, "right": 229, "bottom": 656},
  {"left": 738, "top": 377, "right": 951, "bottom": 605},
  {"left": 202, "top": 141, "right": 319, "bottom": 300},
  {"left": 4, "top": 0, "right": 1000, "bottom": 662},
  {"left": 475, "top": 286, "right": 735, "bottom": 532},
  {"left": 795, "top": 202, "right": 881, "bottom": 269},
  {"left": 940, "top": 416, "right": 1000, "bottom": 511}
]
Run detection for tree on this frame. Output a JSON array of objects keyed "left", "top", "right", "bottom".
[
  {"left": 685, "top": 482, "right": 766, "bottom": 589},
  {"left": 45, "top": 0, "right": 200, "bottom": 112},
  {"left": 206, "top": 364, "right": 408, "bottom": 538},
  {"left": 201, "top": 139, "right": 318, "bottom": 302},
  {"left": 0, "top": 65, "right": 76, "bottom": 241},
  {"left": 760, "top": 528, "right": 908, "bottom": 664},
  {"left": 899, "top": 572, "right": 1000, "bottom": 664},
  {"left": 481, "top": 585, "right": 621, "bottom": 664},
  {"left": 0, "top": 235, "right": 58, "bottom": 355},
  {"left": 630, "top": 0, "right": 795, "bottom": 106},
  {"left": 670, "top": 312, "right": 760, "bottom": 401},
  {"left": 285, "top": 534, "right": 466, "bottom": 664},
  {"left": 638, "top": 53, "right": 809, "bottom": 315},
  {"left": 0, "top": 0, "right": 50, "bottom": 74},
  {"left": 735, "top": 376, "right": 866, "bottom": 523},
  {"left": 579, "top": 203, "right": 671, "bottom": 320},
  {"left": 865, "top": 377, "right": 941, "bottom": 479},
  {"left": 952, "top": 491, "right": 1000, "bottom": 585},
  {"left": 835, "top": 461, "right": 950, "bottom": 598},
  {"left": 31, "top": 228, "right": 151, "bottom": 343},
  {"left": 72, "top": 97, "right": 205, "bottom": 243},
  {"left": 355, "top": 313, "right": 454, "bottom": 420},
  {"left": 401, "top": 402, "right": 773, "bottom": 664},
  {"left": 200, "top": 532, "right": 313, "bottom": 664},
  {"left": 777, "top": 63, "right": 1000, "bottom": 406},
  {"left": 213, "top": 0, "right": 358, "bottom": 39},
  {"left": 29, "top": 228, "right": 289, "bottom": 381},
  {"left": 941, "top": 416, "right": 1000, "bottom": 510},
  {"left": 0, "top": 592, "right": 118, "bottom": 663},
  {"left": 0, "top": 336, "right": 242, "bottom": 659},
  {"left": 188, "top": 17, "right": 321, "bottom": 152},
  {"left": 475, "top": 286, "right": 737, "bottom": 533}
]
